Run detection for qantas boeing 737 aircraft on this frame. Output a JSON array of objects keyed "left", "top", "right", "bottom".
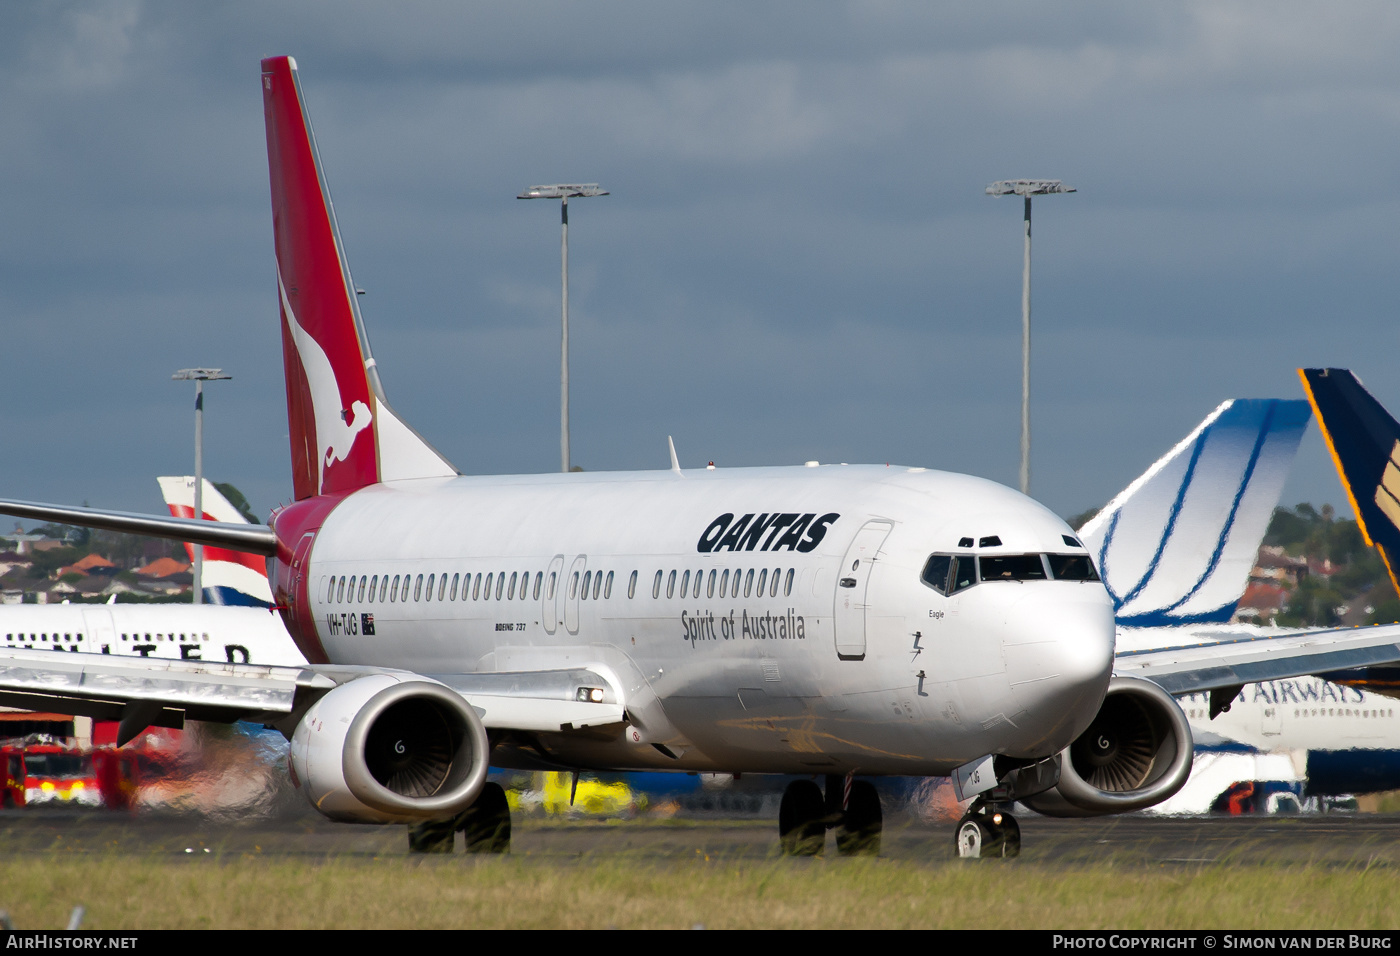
[{"left": 2, "top": 58, "right": 1399, "bottom": 858}]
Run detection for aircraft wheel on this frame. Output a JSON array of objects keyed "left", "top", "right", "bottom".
[
  {"left": 835, "top": 780, "right": 882, "bottom": 856},
  {"left": 407, "top": 817, "right": 456, "bottom": 854},
  {"left": 461, "top": 782, "right": 511, "bottom": 854},
  {"left": 953, "top": 816, "right": 991, "bottom": 858},
  {"left": 779, "top": 780, "right": 826, "bottom": 856},
  {"left": 997, "top": 812, "right": 1021, "bottom": 858}
]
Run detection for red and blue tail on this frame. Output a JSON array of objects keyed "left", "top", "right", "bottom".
[{"left": 261, "top": 56, "right": 455, "bottom": 501}]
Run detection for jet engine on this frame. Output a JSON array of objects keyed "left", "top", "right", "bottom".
[
  {"left": 1021, "top": 676, "right": 1192, "bottom": 817},
  {"left": 289, "top": 673, "right": 491, "bottom": 823}
]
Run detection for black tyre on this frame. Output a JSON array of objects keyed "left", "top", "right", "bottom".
[
  {"left": 461, "top": 781, "right": 511, "bottom": 854},
  {"left": 997, "top": 813, "right": 1021, "bottom": 858},
  {"left": 407, "top": 817, "right": 456, "bottom": 854},
  {"left": 835, "top": 780, "right": 882, "bottom": 856},
  {"left": 779, "top": 779, "right": 825, "bottom": 856}
]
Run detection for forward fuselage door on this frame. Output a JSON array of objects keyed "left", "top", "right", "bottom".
[
  {"left": 564, "top": 555, "right": 587, "bottom": 635},
  {"left": 543, "top": 554, "right": 565, "bottom": 635},
  {"left": 834, "top": 520, "right": 894, "bottom": 660}
]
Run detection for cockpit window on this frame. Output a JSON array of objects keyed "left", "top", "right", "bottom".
[
  {"left": 922, "top": 554, "right": 979, "bottom": 594},
  {"left": 920, "top": 555, "right": 952, "bottom": 594},
  {"left": 979, "top": 554, "right": 1048, "bottom": 582},
  {"left": 1047, "top": 553, "right": 1101, "bottom": 582},
  {"left": 950, "top": 555, "right": 977, "bottom": 593}
]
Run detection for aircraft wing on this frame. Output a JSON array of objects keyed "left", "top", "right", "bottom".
[
  {"left": 1113, "top": 624, "right": 1400, "bottom": 694},
  {"left": 0, "top": 648, "right": 623, "bottom": 744}
]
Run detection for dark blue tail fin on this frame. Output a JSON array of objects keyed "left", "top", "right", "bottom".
[{"left": 1298, "top": 368, "right": 1400, "bottom": 592}]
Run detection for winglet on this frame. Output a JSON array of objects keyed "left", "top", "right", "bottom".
[{"left": 668, "top": 436, "right": 682, "bottom": 476}]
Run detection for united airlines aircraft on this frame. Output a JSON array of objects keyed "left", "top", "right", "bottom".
[{"left": 1, "top": 58, "right": 1398, "bottom": 858}]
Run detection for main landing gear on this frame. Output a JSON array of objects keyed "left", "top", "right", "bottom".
[
  {"left": 407, "top": 781, "right": 512, "bottom": 855},
  {"left": 778, "top": 776, "right": 883, "bottom": 857},
  {"left": 953, "top": 798, "right": 1020, "bottom": 859}
]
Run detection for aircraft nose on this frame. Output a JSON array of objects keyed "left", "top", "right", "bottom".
[{"left": 1001, "top": 589, "right": 1115, "bottom": 754}]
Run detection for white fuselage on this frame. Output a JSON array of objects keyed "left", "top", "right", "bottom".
[
  {"left": 299, "top": 464, "right": 1116, "bottom": 777},
  {"left": 0, "top": 603, "right": 305, "bottom": 667}
]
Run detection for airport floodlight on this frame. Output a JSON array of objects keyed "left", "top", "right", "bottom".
[
  {"left": 985, "top": 179, "right": 1076, "bottom": 496},
  {"left": 518, "top": 183, "right": 609, "bottom": 473},
  {"left": 984, "top": 180, "right": 1075, "bottom": 198},
  {"left": 517, "top": 184, "right": 609, "bottom": 200},
  {"left": 172, "top": 368, "right": 232, "bottom": 604}
]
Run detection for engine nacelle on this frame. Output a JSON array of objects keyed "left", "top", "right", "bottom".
[
  {"left": 290, "top": 673, "right": 490, "bottom": 823},
  {"left": 1022, "top": 676, "right": 1192, "bottom": 817}
]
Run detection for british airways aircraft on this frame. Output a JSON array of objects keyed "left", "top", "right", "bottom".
[{"left": 0, "top": 57, "right": 1398, "bottom": 859}]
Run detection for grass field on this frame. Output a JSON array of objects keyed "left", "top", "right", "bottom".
[{"left": 1, "top": 855, "right": 1398, "bottom": 930}]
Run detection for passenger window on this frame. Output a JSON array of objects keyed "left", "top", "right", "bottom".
[
  {"left": 604, "top": 571, "right": 614, "bottom": 599},
  {"left": 784, "top": 568, "right": 794, "bottom": 597},
  {"left": 533, "top": 572, "right": 543, "bottom": 600},
  {"left": 744, "top": 569, "right": 754, "bottom": 597},
  {"left": 680, "top": 570, "right": 690, "bottom": 599},
  {"left": 357, "top": 576, "right": 367, "bottom": 602},
  {"left": 950, "top": 557, "right": 976, "bottom": 594},
  {"left": 921, "top": 555, "right": 952, "bottom": 595},
  {"left": 628, "top": 570, "right": 638, "bottom": 599},
  {"left": 667, "top": 570, "right": 676, "bottom": 599},
  {"left": 496, "top": 573, "right": 505, "bottom": 600},
  {"left": 770, "top": 568, "right": 780, "bottom": 598},
  {"left": 471, "top": 573, "right": 481, "bottom": 600},
  {"left": 979, "top": 554, "right": 1047, "bottom": 582},
  {"left": 598, "top": 571, "right": 608, "bottom": 600},
  {"left": 425, "top": 574, "right": 435, "bottom": 602},
  {"left": 369, "top": 575, "right": 379, "bottom": 602},
  {"left": 484, "top": 573, "right": 494, "bottom": 600},
  {"left": 520, "top": 571, "right": 529, "bottom": 600},
  {"left": 1047, "top": 554, "right": 1101, "bottom": 582},
  {"left": 449, "top": 573, "right": 459, "bottom": 601},
  {"left": 439, "top": 574, "right": 449, "bottom": 601},
  {"left": 652, "top": 570, "right": 662, "bottom": 599},
  {"left": 707, "top": 569, "right": 716, "bottom": 599},
  {"left": 720, "top": 569, "right": 730, "bottom": 598},
  {"left": 548, "top": 571, "right": 557, "bottom": 600},
  {"left": 570, "top": 572, "right": 579, "bottom": 599},
  {"left": 503, "top": 572, "right": 513, "bottom": 600},
  {"left": 379, "top": 576, "right": 389, "bottom": 602},
  {"left": 581, "top": 571, "right": 592, "bottom": 600},
  {"left": 337, "top": 576, "right": 346, "bottom": 603},
  {"left": 391, "top": 574, "right": 401, "bottom": 602},
  {"left": 756, "top": 569, "right": 768, "bottom": 596},
  {"left": 414, "top": 574, "right": 424, "bottom": 601}
]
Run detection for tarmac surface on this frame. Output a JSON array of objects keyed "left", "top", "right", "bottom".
[{"left": 4, "top": 808, "right": 1400, "bottom": 867}]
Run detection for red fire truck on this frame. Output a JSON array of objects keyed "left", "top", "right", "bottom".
[{"left": 1, "top": 734, "right": 100, "bottom": 808}]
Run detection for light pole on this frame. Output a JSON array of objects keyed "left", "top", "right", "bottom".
[
  {"left": 172, "top": 368, "right": 231, "bottom": 604},
  {"left": 517, "top": 183, "right": 608, "bottom": 473},
  {"left": 985, "top": 179, "right": 1075, "bottom": 496}
]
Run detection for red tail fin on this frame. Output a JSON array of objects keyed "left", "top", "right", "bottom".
[{"left": 261, "top": 56, "right": 455, "bottom": 500}]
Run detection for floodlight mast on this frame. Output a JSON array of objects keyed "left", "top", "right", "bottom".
[
  {"left": 518, "top": 184, "right": 609, "bottom": 473},
  {"left": 985, "top": 180, "right": 1075, "bottom": 496},
  {"left": 171, "top": 367, "right": 232, "bottom": 604}
]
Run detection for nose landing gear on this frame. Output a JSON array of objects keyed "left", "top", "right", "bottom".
[
  {"left": 953, "top": 799, "right": 1020, "bottom": 859},
  {"left": 778, "top": 776, "right": 884, "bottom": 856}
]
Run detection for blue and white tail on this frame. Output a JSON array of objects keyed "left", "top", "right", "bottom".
[
  {"left": 1079, "top": 399, "right": 1312, "bottom": 627},
  {"left": 157, "top": 477, "right": 274, "bottom": 607}
]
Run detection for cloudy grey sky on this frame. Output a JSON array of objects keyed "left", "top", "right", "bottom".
[{"left": 2, "top": 1, "right": 1397, "bottom": 524}]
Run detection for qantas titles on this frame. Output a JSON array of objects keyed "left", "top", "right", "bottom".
[{"left": 696, "top": 512, "right": 840, "bottom": 553}]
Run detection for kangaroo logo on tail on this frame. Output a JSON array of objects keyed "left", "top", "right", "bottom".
[{"left": 279, "top": 272, "right": 373, "bottom": 492}]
